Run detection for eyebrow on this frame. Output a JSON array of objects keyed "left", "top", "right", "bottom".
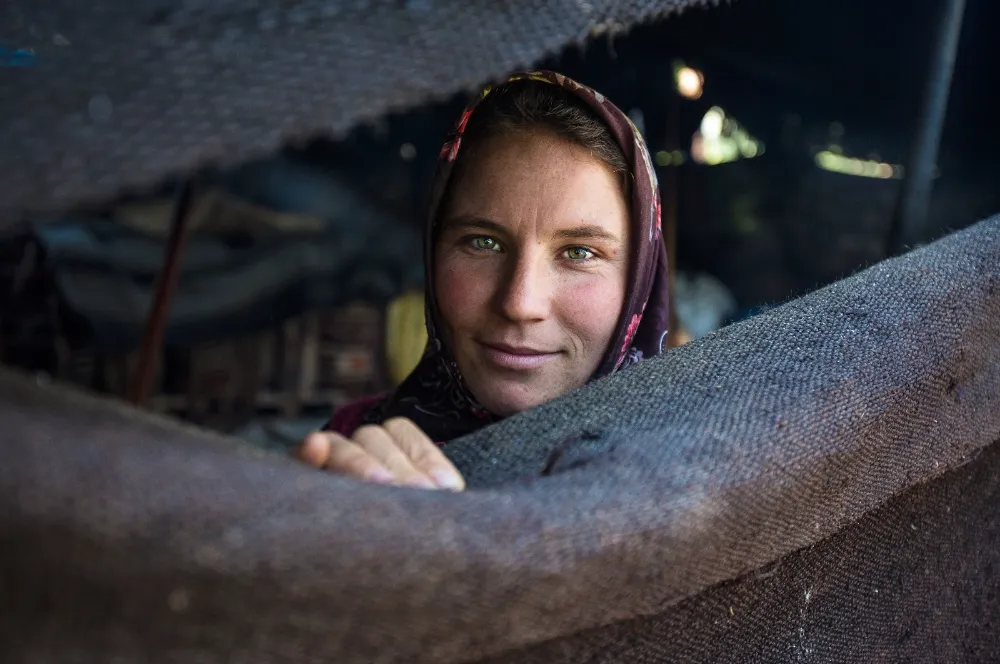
[
  {"left": 553, "top": 224, "right": 622, "bottom": 243},
  {"left": 442, "top": 215, "right": 623, "bottom": 243},
  {"left": 442, "top": 216, "right": 507, "bottom": 235}
]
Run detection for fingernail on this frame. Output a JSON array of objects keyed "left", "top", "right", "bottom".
[
  {"left": 410, "top": 476, "right": 438, "bottom": 490},
  {"left": 431, "top": 470, "right": 464, "bottom": 491},
  {"left": 366, "top": 468, "right": 395, "bottom": 484}
]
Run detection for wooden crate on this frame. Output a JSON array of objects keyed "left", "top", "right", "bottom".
[{"left": 96, "top": 304, "right": 386, "bottom": 424}]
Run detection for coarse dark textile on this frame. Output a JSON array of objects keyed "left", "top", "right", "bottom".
[
  {"left": 0, "top": 0, "right": 718, "bottom": 226},
  {"left": 483, "top": 438, "right": 1000, "bottom": 663},
  {"left": 1, "top": 215, "right": 998, "bottom": 663},
  {"left": 366, "top": 71, "right": 669, "bottom": 442}
]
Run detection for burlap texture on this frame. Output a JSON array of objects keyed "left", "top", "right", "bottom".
[
  {"left": 0, "top": 0, "right": 716, "bottom": 225},
  {"left": 1, "top": 215, "right": 998, "bottom": 662},
  {"left": 485, "top": 438, "right": 1000, "bottom": 662}
]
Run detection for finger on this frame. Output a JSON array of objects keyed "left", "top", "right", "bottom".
[
  {"left": 382, "top": 417, "right": 466, "bottom": 491},
  {"left": 352, "top": 425, "right": 437, "bottom": 490},
  {"left": 321, "top": 432, "right": 396, "bottom": 485},
  {"left": 295, "top": 431, "right": 333, "bottom": 468}
]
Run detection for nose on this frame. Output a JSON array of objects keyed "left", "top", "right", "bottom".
[{"left": 494, "top": 251, "right": 553, "bottom": 323}]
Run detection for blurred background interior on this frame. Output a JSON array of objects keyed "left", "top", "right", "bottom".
[{"left": 1, "top": 0, "right": 996, "bottom": 449}]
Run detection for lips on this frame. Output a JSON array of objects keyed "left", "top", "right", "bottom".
[{"left": 477, "top": 341, "right": 560, "bottom": 371}]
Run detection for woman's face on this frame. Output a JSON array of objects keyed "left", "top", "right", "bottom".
[{"left": 434, "top": 129, "right": 630, "bottom": 417}]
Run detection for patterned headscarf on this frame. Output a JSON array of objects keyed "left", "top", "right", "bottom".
[{"left": 367, "top": 71, "right": 670, "bottom": 442}]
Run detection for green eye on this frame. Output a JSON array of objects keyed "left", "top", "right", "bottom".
[
  {"left": 565, "top": 247, "right": 594, "bottom": 261},
  {"left": 471, "top": 236, "right": 500, "bottom": 251}
]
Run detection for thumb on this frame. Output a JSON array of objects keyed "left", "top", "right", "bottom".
[{"left": 295, "top": 431, "right": 332, "bottom": 468}]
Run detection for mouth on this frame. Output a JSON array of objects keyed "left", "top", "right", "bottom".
[{"left": 476, "top": 341, "right": 561, "bottom": 371}]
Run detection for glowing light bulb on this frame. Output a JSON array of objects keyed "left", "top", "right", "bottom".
[
  {"left": 700, "top": 108, "right": 725, "bottom": 140},
  {"left": 676, "top": 66, "right": 704, "bottom": 100}
]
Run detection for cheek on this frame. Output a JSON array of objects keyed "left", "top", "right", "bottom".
[
  {"left": 555, "top": 276, "right": 626, "bottom": 344},
  {"left": 434, "top": 254, "right": 491, "bottom": 329}
]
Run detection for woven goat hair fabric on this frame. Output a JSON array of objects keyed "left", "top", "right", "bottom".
[
  {"left": 0, "top": 0, "right": 717, "bottom": 225},
  {"left": 1, "top": 215, "right": 998, "bottom": 663}
]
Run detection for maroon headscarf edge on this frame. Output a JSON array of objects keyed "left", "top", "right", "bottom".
[{"left": 365, "top": 70, "right": 670, "bottom": 443}]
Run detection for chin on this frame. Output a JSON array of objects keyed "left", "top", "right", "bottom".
[
  {"left": 481, "top": 398, "right": 532, "bottom": 418},
  {"left": 470, "top": 381, "right": 558, "bottom": 418}
]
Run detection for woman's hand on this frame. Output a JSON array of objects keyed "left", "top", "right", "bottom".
[{"left": 294, "top": 417, "right": 466, "bottom": 491}]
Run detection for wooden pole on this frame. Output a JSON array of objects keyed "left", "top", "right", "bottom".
[
  {"left": 885, "top": 0, "right": 966, "bottom": 256},
  {"left": 128, "top": 182, "right": 196, "bottom": 406},
  {"left": 664, "top": 92, "right": 683, "bottom": 349}
]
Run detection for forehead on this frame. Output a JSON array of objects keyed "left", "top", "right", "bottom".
[{"left": 442, "top": 131, "right": 630, "bottom": 238}]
